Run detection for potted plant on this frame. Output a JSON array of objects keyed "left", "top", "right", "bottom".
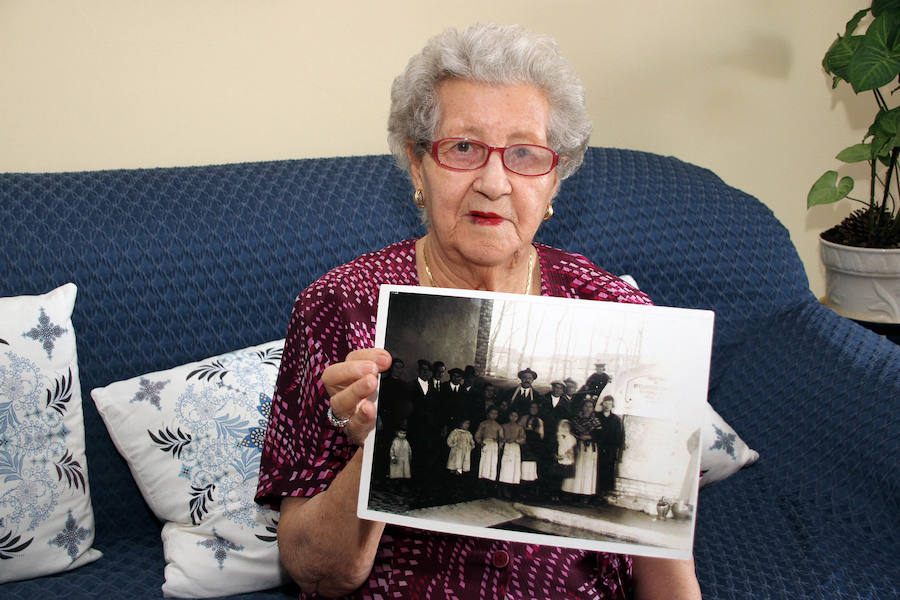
[{"left": 808, "top": 1, "right": 900, "bottom": 323}]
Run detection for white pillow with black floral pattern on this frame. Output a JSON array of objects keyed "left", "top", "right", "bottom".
[
  {"left": 0, "top": 283, "right": 102, "bottom": 583},
  {"left": 91, "top": 340, "right": 286, "bottom": 598}
]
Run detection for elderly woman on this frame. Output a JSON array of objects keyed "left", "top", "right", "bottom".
[{"left": 255, "top": 23, "right": 700, "bottom": 600}]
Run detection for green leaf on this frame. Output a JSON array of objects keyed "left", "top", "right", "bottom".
[
  {"left": 871, "top": 129, "right": 894, "bottom": 158},
  {"left": 808, "top": 171, "right": 855, "bottom": 208},
  {"left": 847, "top": 12, "right": 900, "bottom": 91},
  {"left": 845, "top": 8, "right": 871, "bottom": 35},
  {"left": 836, "top": 142, "right": 874, "bottom": 162},
  {"left": 869, "top": 106, "right": 900, "bottom": 156},
  {"left": 872, "top": 0, "right": 900, "bottom": 18},
  {"left": 823, "top": 34, "right": 864, "bottom": 81}
]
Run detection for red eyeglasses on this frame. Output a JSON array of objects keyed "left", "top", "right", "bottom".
[{"left": 427, "top": 138, "right": 560, "bottom": 176}]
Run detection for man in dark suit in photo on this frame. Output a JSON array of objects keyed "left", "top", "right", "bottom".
[
  {"left": 440, "top": 367, "right": 468, "bottom": 434},
  {"left": 542, "top": 380, "right": 574, "bottom": 465},
  {"left": 461, "top": 365, "right": 478, "bottom": 396},
  {"left": 407, "top": 359, "right": 439, "bottom": 482},
  {"left": 430, "top": 360, "right": 446, "bottom": 393},
  {"left": 593, "top": 395, "right": 625, "bottom": 505},
  {"left": 503, "top": 367, "right": 542, "bottom": 417},
  {"left": 538, "top": 380, "right": 575, "bottom": 502},
  {"left": 545, "top": 380, "right": 571, "bottom": 416}
]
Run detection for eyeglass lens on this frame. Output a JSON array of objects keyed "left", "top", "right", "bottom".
[{"left": 434, "top": 139, "right": 555, "bottom": 175}]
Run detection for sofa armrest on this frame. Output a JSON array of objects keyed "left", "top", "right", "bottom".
[{"left": 695, "top": 300, "right": 899, "bottom": 599}]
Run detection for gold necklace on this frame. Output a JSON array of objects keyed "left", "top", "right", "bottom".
[{"left": 421, "top": 243, "right": 536, "bottom": 295}]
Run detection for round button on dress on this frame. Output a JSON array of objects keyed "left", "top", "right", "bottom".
[{"left": 491, "top": 549, "right": 510, "bottom": 569}]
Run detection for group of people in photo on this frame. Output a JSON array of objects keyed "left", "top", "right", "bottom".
[{"left": 375, "top": 358, "right": 626, "bottom": 507}]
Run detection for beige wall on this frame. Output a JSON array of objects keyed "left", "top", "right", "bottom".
[{"left": 1, "top": 1, "right": 872, "bottom": 298}]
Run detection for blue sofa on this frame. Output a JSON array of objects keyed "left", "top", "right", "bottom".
[{"left": 2, "top": 148, "right": 898, "bottom": 599}]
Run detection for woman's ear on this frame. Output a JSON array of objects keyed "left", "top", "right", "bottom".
[
  {"left": 406, "top": 141, "right": 424, "bottom": 189},
  {"left": 551, "top": 167, "right": 562, "bottom": 199}
]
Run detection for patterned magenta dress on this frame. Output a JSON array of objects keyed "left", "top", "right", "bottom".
[{"left": 255, "top": 239, "right": 651, "bottom": 599}]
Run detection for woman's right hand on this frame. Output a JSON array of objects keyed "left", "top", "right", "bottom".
[{"left": 321, "top": 347, "right": 392, "bottom": 446}]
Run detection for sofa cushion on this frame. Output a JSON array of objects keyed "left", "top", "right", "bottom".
[
  {"left": 0, "top": 283, "right": 102, "bottom": 583},
  {"left": 91, "top": 340, "right": 286, "bottom": 598}
]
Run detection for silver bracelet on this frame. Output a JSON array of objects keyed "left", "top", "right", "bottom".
[{"left": 326, "top": 405, "right": 351, "bottom": 428}]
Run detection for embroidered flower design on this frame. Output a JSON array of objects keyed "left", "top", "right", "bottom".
[
  {"left": 22, "top": 308, "right": 67, "bottom": 359},
  {"left": 197, "top": 528, "right": 243, "bottom": 569},
  {"left": 131, "top": 378, "right": 169, "bottom": 410},
  {"left": 49, "top": 509, "right": 90, "bottom": 559},
  {"left": 709, "top": 423, "right": 737, "bottom": 459}
]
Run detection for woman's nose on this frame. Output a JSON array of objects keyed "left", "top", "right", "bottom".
[{"left": 475, "top": 151, "right": 513, "bottom": 199}]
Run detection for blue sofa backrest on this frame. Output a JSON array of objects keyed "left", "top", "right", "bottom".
[{"left": 0, "top": 147, "right": 810, "bottom": 542}]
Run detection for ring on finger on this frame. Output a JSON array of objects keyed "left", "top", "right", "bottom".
[{"left": 326, "top": 405, "right": 351, "bottom": 429}]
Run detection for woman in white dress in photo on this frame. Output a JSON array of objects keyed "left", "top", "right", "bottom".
[
  {"left": 474, "top": 406, "right": 503, "bottom": 481},
  {"left": 562, "top": 397, "right": 601, "bottom": 499},
  {"left": 498, "top": 409, "right": 527, "bottom": 498}
]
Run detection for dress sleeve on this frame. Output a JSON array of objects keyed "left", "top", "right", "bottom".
[{"left": 255, "top": 284, "right": 371, "bottom": 507}]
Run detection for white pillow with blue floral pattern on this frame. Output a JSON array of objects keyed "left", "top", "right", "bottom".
[
  {"left": 700, "top": 404, "right": 759, "bottom": 487},
  {"left": 91, "top": 340, "right": 286, "bottom": 598},
  {"left": 0, "top": 283, "right": 102, "bottom": 583}
]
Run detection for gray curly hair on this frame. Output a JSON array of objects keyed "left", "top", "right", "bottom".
[{"left": 388, "top": 23, "right": 592, "bottom": 181}]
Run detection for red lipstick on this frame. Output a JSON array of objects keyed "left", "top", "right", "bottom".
[{"left": 469, "top": 211, "right": 504, "bottom": 225}]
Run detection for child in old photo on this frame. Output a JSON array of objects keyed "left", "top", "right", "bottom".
[
  {"left": 389, "top": 428, "right": 411, "bottom": 480},
  {"left": 446, "top": 419, "right": 476, "bottom": 475},
  {"left": 554, "top": 419, "right": 577, "bottom": 500}
]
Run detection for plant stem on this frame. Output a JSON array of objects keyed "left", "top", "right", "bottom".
[
  {"left": 870, "top": 159, "right": 877, "bottom": 210},
  {"left": 874, "top": 88, "right": 889, "bottom": 111},
  {"left": 876, "top": 171, "right": 897, "bottom": 210},
  {"left": 893, "top": 148, "right": 900, "bottom": 215},
  {"left": 882, "top": 147, "right": 899, "bottom": 214}
]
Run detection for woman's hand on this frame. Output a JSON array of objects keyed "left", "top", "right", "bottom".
[
  {"left": 632, "top": 556, "right": 702, "bottom": 600},
  {"left": 321, "top": 348, "right": 392, "bottom": 445}
]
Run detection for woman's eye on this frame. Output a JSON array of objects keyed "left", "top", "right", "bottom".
[
  {"left": 454, "top": 142, "right": 472, "bottom": 153},
  {"left": 511, "top": 146, "right": 533, "bottom": 159}
]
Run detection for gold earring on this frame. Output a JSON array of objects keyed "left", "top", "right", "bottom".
[
  {"left": 414, "top": 189, "right": 426, "bottom": 208},
  {"left": 543, "top": 204, "right": 554, "bottom": 220}
]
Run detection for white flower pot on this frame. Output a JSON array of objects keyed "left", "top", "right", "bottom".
[{"left": 820, "top": 237, "right": 900, "bottom": 324}]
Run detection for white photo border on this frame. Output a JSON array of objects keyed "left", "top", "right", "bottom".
[{"left": 359, "top": 284, "right": 714, "bottom": 560}]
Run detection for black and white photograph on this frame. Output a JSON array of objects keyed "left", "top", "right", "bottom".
[{"left": 359, "top": 285, "right": 714, "bottom": 560}]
